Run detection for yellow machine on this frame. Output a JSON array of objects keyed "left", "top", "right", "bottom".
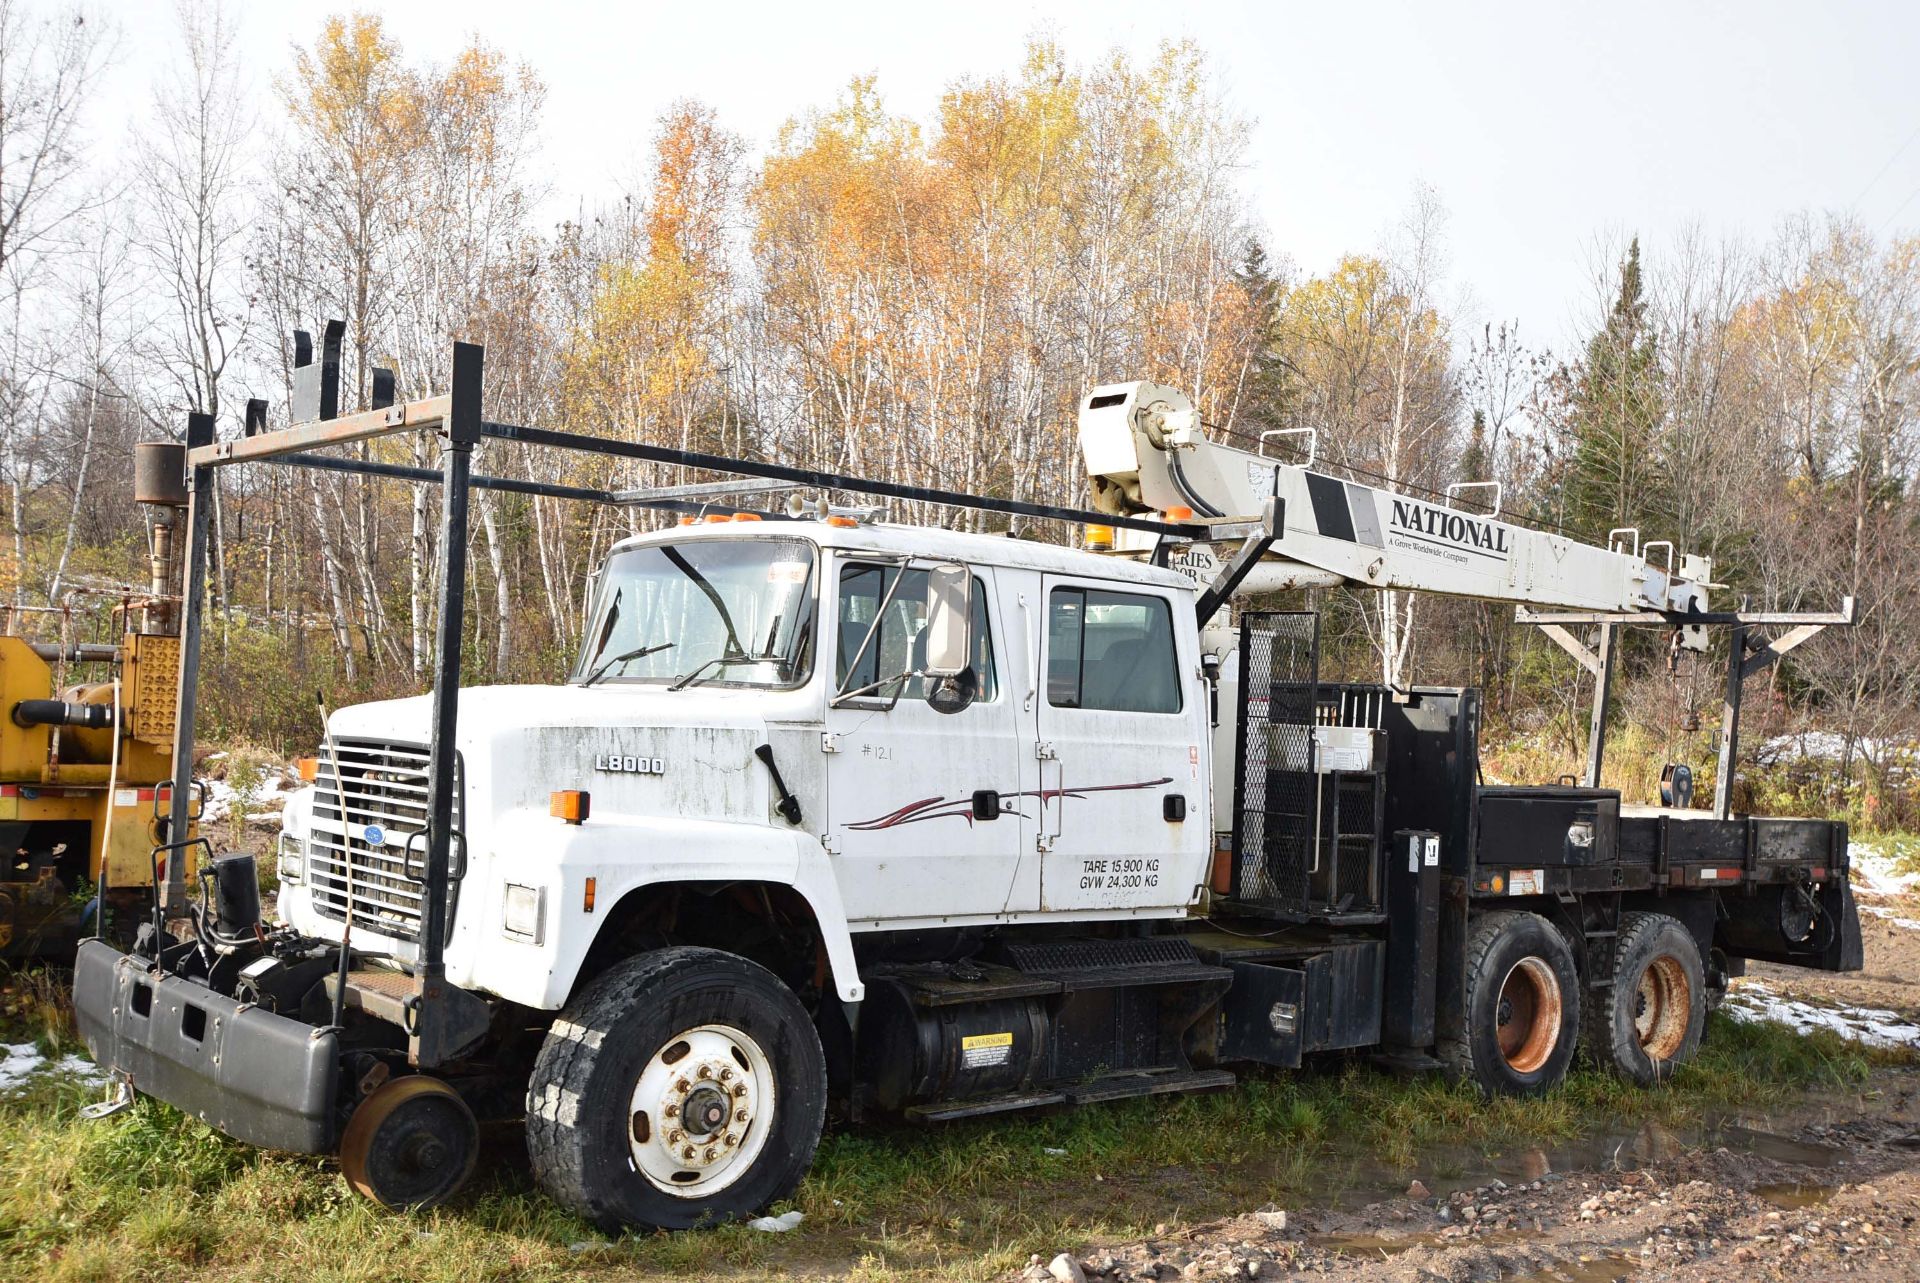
[
  {"left": 0, "top": 632, "right": 195, "bottom": 956},
  {"left": 0, "top": 442, "right": 198, "bottom": 958}
]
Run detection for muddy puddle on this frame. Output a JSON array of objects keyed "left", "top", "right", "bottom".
[
  {"left": 1310, "top": 1229, "right": 1641, "bottom": 1280},
  {"left": 1754, "top": 1180, "right": 1837, "bottom": 1208},
  {"left": 1505, "top": 1257, "right": 1640, "bottom": 1282},
  {"left": 1257, "top": 1093, "right": 1867, "bottom": 1217}
]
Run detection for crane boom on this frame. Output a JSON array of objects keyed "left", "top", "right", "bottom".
[{"left": 1079, "top": 382, "right": 1712, "bottom": 638}]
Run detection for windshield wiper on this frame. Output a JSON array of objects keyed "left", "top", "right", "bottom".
[
  {"left": 667, "top": 651, "right": 754, "bottom": 692},
  {"left": 662, "top": 545, "right": 746, "bottom": 657},
  {"left": 580, "top": 642, "right": 675, "bottom": 688}
]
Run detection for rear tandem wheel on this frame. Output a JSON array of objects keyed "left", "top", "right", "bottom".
[
  {"left": 1442, "top": 910, "right": 1582, "bottom": 1097},
  {"left": 1583, "top": 912, "right": 1706, "bottom": 1084}
]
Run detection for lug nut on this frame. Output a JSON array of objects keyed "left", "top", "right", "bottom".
[
  {"left": 723, "top": 1132, "right": 737, "bottom": 1146},
  {"left": 668, "top": 1128, "right": 683, "bottom": 1144},
  {"left": 704, "top": 1146, "right": 717, "bottom": 1160},
  {"left": 720, "top": 1067, "right": 733, "bottom": 1082},
  {"left": 683, "top": 1146, "right": 696, "bottom": 1160},
  {"left": 697, "top": 1065, "right": 712, "bottom": 1079},
  {"left": 676, "top": 1077, "right": 690, "bottom": 1092},
  {"left": 732, "top": 1082, "right": 748, "bottom": 1097},
  {"left": 735, "top": 1108, "right": 748, "bottom": 1122}
]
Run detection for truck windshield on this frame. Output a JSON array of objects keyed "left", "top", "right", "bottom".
[{"left": 572, "top": 538, "right": 817, "bottom": 689}]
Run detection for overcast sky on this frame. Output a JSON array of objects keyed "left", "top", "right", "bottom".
[{"left": 99, "top": 0, "right": 1920, "bottom": 354}]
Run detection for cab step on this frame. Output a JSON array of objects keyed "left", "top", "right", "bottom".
[
  {"left": 1001, "top": 936, "right": 1231, "bottom": 992},
  {"left": 902, "top": 1068, "right": 1237, "bottom": 1122},
  {"left": 1062, "top": 1067, "right": 1236, "bottom": 1105},
  {"left": 905, "top": 1089, "right": 1067, "bottom": 1122}
]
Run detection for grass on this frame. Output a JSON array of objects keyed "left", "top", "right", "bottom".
[{"left": 0, "top": 979, "right": 1908, "bottom": 1283}]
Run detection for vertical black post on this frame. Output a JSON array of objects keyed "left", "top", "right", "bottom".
[
  {"left": 1583, "top": 622, "right": 1615, "bottom": 789},
  {"left": 163, "top": 412, "right": 216, "bottom": 914},
  {"left": 413, "top": 343, "right": 480, "bottom": 1057},
  {"left": 1714, "top": 623, "right": 1746, "bottom": 820}
]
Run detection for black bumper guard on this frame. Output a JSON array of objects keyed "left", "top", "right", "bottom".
[{"left": 73, "top": 939, "right": 339, "bottom": 1154}]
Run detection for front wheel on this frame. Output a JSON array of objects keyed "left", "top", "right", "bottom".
[
  {"left": 1442, "top": 910, "right": 1580, "bottom": 1097},
  {"left": 526, "top": 946, "right": 827, "bottom": 1231}
]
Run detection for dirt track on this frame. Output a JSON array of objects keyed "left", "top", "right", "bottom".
[
  {"left": 1012, "top": 874, "right": 1920, "bottom": 1283},
  {"left": 1015, "top": 1110, "right": 1920, "bottom": 1281}
]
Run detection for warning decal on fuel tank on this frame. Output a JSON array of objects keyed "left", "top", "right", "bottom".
[{"left": 961, "top": 1031, "right": 1014, "bottom": 1068}]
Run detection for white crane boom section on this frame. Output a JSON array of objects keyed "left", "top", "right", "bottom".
[{"left": 1078, "top": 382, "right": 1712, "bottom": 626}]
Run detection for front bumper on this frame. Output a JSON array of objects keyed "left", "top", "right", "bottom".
[{"left": 73, "top": 940, "right": 340, "bottom": 1154}]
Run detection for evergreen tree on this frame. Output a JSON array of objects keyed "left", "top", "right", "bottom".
[
  {"left": 1460, "top": 408, "right": 1490, "bottom": 499},
  {"left": 1561, "top": 238, "right": 1668, "bottom": 542},
  {"left": 1235, "top": 239, "right": 1289, "bottom": 427}
]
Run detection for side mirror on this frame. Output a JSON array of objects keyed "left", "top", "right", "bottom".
[{"left": 922, "top": 563, "right": 972, "bottom": 677}]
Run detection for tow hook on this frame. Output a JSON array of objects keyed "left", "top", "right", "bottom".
[{"left": 81, "top": 1074, "right": 134, "bottom": 1120}]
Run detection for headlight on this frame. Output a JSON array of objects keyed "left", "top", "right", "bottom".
[
  {"left": 502, "top": 883, "right": 546, "bottom": 943},
  {"left": 277, "top": 830, "right": 305, "bottom": 884}
]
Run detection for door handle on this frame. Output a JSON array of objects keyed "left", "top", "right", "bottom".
[
  {"left": 1038, "top": 752, "right": 1064, "bottom": 851},
  {"left": 971, "top": 789, "right": 1001, "bottom": 821}
]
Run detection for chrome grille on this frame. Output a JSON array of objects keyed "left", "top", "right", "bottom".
[{"left": 309, "top": 738, "right": 461, "bottom": 941}]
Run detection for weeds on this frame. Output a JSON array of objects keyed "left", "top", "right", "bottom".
[
  {"left": 0, "top": 966, "right": 76, "bottom": 1055},
  {"left": 0, "top": 1009, "right": 1901, "bottom": 1283}
]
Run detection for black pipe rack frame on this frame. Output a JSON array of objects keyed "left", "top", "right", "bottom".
[{"left": 164, "top": 338, "right": 1209, "bottom": 1065}]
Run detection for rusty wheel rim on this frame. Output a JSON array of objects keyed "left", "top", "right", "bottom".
[
  {"left": 338, "top": 1076, "right": 477, "bottom": 1209},
  {"left": 1495, "top": 956, "right": 1562, "bottom": 1074},
  {"left": 1634, "top": 954, "right": 1692, "bottom": 1063}
]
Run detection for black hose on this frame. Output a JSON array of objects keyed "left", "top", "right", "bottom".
[{"left": 12, "top": 699, "right": 111, "bottom": 729}]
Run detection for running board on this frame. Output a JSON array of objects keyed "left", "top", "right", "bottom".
[
  {"left": 1062, "top": 1067, "right": 1236, "bottom": 1105},
  {"left": 905, "top": 1089, "right": 1067, "bottom": 1122},
  {"left": 903, "top": 1069, "right": 1237, "bottom": 1122}
]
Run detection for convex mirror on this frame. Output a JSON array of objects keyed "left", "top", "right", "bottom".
[{"left": 922, "top": 563, "right": 972, "bottom": 677}]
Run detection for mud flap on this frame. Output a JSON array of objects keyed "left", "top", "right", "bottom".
[
  {"left": 73, "top": 940, "right": 340, "bottom": 1153},
  {"left": 1823, "top": 876, "right": 1864, "bottom": 973},
  {"left": 1716, "top": 878, "right": 1864, "bottom": 974}
]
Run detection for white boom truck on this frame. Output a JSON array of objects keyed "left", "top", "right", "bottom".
[{"left": 74, "top": 334, "right": 1862, "bottom": 1232}]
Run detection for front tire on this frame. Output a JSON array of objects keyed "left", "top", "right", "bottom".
[
  {"left": 1583, "top": 912, "right": 1705, "bottom": 1084},
  {"left": 1442, "top": 910, "right": 1580, "bottom": 1097},
  {"left": 526, "top": 946, "right": 827, "bottom": 1231}
]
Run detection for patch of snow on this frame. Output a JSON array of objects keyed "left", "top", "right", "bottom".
[
  {"left": 1849, "top": 840, "right": 1920, "bottom": 897},
  {"left": 0, "top": 1042, "right": 103, "bottom": 1094},
  {"left": 1758, "top": 732, "right": 1857, "bottom": 763},
  {"left": 200, "top": 770, "right": 297, "bottom": 825},
  {"left": 1860, "top": 904, "right": 1920, "bottom": 932},
  {"left": 1724, "top": 980, "right": 1920, "bottom": 1050}
]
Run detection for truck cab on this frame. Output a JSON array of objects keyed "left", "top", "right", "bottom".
[{"left": 274, "top": 519, "right": 1214, "bottom": 1014}]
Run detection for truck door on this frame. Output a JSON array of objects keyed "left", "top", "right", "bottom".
[
  {"left": 1034, "top": 576, "right": 1206, "bottom": 912},
  {"left": 824, "top": 559, "right": 1035, "bottom": 923}
]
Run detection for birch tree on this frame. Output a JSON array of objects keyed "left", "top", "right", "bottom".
[{"left": 0, "top": 0, "right": 105, "bottom": 603}]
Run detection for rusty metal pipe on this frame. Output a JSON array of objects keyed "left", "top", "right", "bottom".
[
  {"left": 25, "top": 642, "right": 118, "bottom": 663},
  {"left": 147, "top": 518, "right": 175, "bottom": 634}
]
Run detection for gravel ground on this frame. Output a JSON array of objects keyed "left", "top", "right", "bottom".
[
  {"left": 1010, "top": 868, "right": 1920, "bottom": 1283},
  {"left": 1013, "top": 1105, "right": 1920, "bottom": 1282}
]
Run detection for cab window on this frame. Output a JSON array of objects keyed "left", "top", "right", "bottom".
[
  {"left": 1047, "top": 587, "right": 1181, "bottom": 713},
  {"left": 837, "top": 564, "right": 997, "bottom": 702}
]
